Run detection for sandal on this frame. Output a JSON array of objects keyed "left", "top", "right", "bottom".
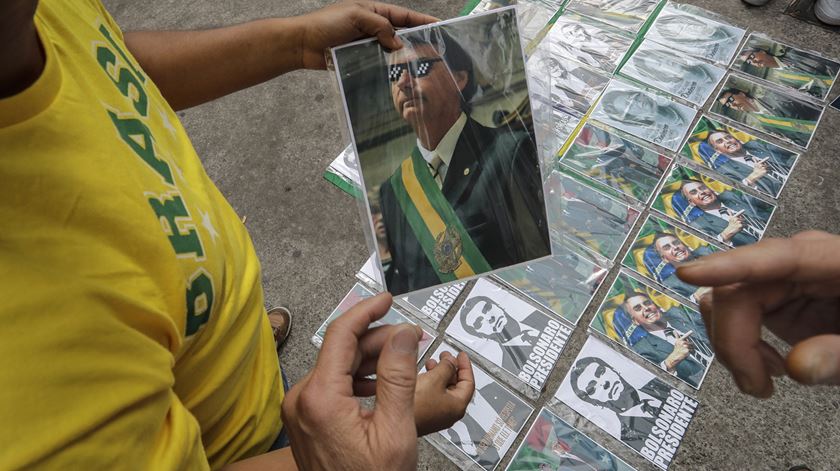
[{"left": 267, "top": 306, "right": 292, "bottom": 351}]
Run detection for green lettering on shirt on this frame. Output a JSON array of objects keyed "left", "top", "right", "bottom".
[
  {"left": 98, "top": 23, "right": 146, "bottom": 83},
  {"left": 108, "top": 111, "right": 173, "bottom": 185},
  {"left": 185, "top": 269, "right": 214, "bottom": 336},
  {"left": 96, "top": 45, "right": 148, "bottom": 117},
  {"left": 147, "top": 194, "right": 205, "bottom": 258}
]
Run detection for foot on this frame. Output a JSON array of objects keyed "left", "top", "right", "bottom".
[
  {"left": 815, "top": 0, "right": 840, "bottom": 25},
  {"left": 267, "top": 306, "right": 292, "bottom": 350}
]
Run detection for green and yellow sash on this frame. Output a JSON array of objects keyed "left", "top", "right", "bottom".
[
  {"left": 389, "top": 149, "right": 491, "bottom": 282},
  {"left": 754, "top": 113, "right": 815, "bottom": 136}
]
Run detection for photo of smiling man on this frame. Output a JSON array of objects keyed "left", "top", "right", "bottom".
[
  {"left": 333, "top": 9, "right": 550, "bottom": 296},
  {"left": 590, "top": 270, "right": 714, "bottom": 389}
]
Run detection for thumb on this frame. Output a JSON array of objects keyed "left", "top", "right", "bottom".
[
  {"left": 422, "top": 353, "right": 458, "bottom": 389},
  {"left": 786, "top": 334, "right": 840, "bottom": 385},
  {"left": 374, "top": 324, "right": 420, "bottom": 427}
]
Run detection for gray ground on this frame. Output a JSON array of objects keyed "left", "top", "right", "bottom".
[{"left": 104, "top": 0, "right": 840, "bottom": 469}]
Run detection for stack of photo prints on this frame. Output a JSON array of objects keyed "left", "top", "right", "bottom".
[{"left": 317, "top": 0, "right": 839, "bottom": 469}]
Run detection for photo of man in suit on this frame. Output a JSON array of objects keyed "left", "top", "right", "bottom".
[
  {"left": 682, "top": 117, "right": 799, "bottom": 199},
  {"left": 568, "top": 356, "right": 672, "bottom": 449},
  {"left": 735, "top": 35, "right": 840, "bottom": 100},
  {"left": 649, "top": 11, "right": 742, "bottom": 63},
  {"left": 376, "top": 21, "right": 550, "bottom": 295},
  {"left": 712, "top": 77, "right": 823, "bottom": 147},
  {"left": 644, "top": 232, "right": 714, "bottom": 302},
  {"left": 622, "top": 45, "right": 724, "bottom": 105},
  {"left": 667, "top": 178, "right": 773, "bottom": 247},
  {"left": 458, "top": 294, "right": 550, "bottom": 373},
  {"left": 608, "top": 289, "right": 713, "bottom": 388}
]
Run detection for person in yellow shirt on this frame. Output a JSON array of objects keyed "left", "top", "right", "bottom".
[{"left": 0, "top": 1, "right": 474, "bottom": 469}]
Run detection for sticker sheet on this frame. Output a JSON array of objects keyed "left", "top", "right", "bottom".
[
  {"left": 506, "top": 407, "right": 637, "bottom": 471},
  {"left": 681, "top": 115, "right": 801, "bottom": 199},
  {"left": 590, "top": 81, "right": 696, "bottom": 151},
  {"left": 589, "top": 270, "right": 715, "bottom": 389},
  {"left": 645, "top": 4, "right": 746, "bottom": 64},
  {"left": 733, "top": 33, "right": 840, "bottom": 101},
  {"left": 567, "top": 0, "right": 661, "bottom": 33},
  {"left": 710, "top": 74, "right": 825, "bottom": 149},
  {"left": 397, "top": 280, "right": 466, "bottom": 326},
  {"left": 620, "top": 40, "right": 726, "bottom": 107},
  {"left": 559, "top": 122, "right": 672, "bottom": 204},
  {"left": 652, "top": 164, "right": 777, "bottom": 248},
  {"left": 547, "top": 12, "right": 634, "bottom": 74},
  {"left": 446, "top": 277, "right": 573, "bottom": 391},
  {"left": 621, "top": 214, "right": 722, "bottom": 303},
  {"left": 545, "top": 169, "right": 641, "bottom": 261},
  {"left": 426, "top": 343, "right": 534, "bottom": 471},
  {"left": 312, "top": 282, "right": 435, "bottom": 361},
  {"left": 556, "top": 336, "right": 700, "bottom": 470},
  {"left": 493, "top": 247, "right": 609, "bottom": 325}
]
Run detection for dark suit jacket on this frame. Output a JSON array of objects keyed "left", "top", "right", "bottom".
[
  {"left": 688, "top": 190, "right": 771, "bottom": 247},
  {"left": 380, "top": 118, "right": 550, "bottom": 295},
  {"left": 618, "top": 379, "right": 674, "bottom": 451},
  {"left": 630, "top": 308, "right": 712, "bottom": 388}
]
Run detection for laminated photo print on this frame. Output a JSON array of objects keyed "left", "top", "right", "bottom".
[
  {"left": 645, "top": 3, "right": 745, "bottom": 64},
  {"left": 312, "top": 282, "right": 435, "bottom": 361},
  {"left": 547, "top": 12, "right": 634, "bottom": 74},
  {"left": 332, "top": 8, "right": 550, "bottom": 296},
  {"left": 545, "top": 169, "right": 641, "bottom": 261},
  {"left": 426, "top": 343, "right": 533, "bottom": 471},
  {"left": 328, "top": 144, "right": 361, "bottom": 188},
  {"left": 445, "top": 277, "right": 573, "bottom": 391},
  {"left": 590, "top": 81, "right": 696, "bottom": 152},
  {"left": 397, "top": 280, "right": 466, "bottom": 326},
  {"left": 566, "top": 0, "right": 661, "bottom": 33},
  {"left": 493, "top": 246, "right": 609, "bottom": 325},
  {"left": 559, "top": 122, "right": 672, "bottom": 204},
  {"left": 681, "top": 116, "right": 800, "bottom": 199},
  {"left": 710, "top": 74, "right": 825, "bottom": 149},
  {"left": 733, "top": 34, "right": 840, "bottom": 101},
  {"left": 652, "top": 165, "right": 777, "bottom": 248},
  {"left": 622, "top": 214, "right": 722, "bottom": 303},
  {"left": 556, "top": 336, "right": 700, "bottom": 470},
  {"left": 620, "top": 40, "right": 726, "bottom": 107},
  {"left": 549, "top": 55, "right": 612, "bottom": 116},
  {"left": 589, "top": 270, "right": 715, "bottom": 389},
  {"left": 506, "top": 408, "right": 637, "bottom": 471},
  {"left": 356, "top": 254, "right": 385, "bottom": 290},
  {"left": 469, "top": 0, "right": 561, "bottom": 50}
]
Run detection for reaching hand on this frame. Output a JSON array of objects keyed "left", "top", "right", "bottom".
[
  {"left": 415, "top": 351, "right": 475, "bottom": 436},
  {"left": 676, "top": 231, "right": 840, "bottom": 398},
  {"left": 282, "top": 293, "right": 421, "bottom": 470},
  {"left": 297, "top": 1, "right": 439, "bottom": 69}
]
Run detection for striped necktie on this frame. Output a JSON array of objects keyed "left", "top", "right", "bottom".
[{"left": 428, "top": 155, "right": 445, "bottom": 189}]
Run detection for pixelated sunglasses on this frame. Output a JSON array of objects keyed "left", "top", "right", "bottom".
[{"left": 388, "top": 58, "right": 444, "bottom": 82}]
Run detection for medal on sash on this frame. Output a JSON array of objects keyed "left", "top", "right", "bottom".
[{"left": 389, "top": 148, "right": 491, "bottom": 282}]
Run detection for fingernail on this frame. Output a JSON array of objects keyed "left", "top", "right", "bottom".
[
  {"left": 392, "top": 326, "right": 418, "bottom": 354},
  {"left": 808, "top": 351, "right": 838, "bottom": 384}
]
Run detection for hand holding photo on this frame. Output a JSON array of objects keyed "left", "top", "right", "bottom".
[{"left": 332, "top": 8, "right": 550, "bottom": 296}]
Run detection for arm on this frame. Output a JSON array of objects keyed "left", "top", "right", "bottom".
[{"left": 124, "top": 2, "right": 437, "bottom": 110}]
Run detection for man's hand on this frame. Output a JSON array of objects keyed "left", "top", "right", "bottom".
[
  {"left": 676, "top": 231, "right": 840, "bottom": 398},
  {"left": 663, "top": 333, "right": 693, "bottom": 372},
  {"left": 415, "top": 351, "right": 474, "bottom": 436},
  {"left": 297, "top": 2, "right": 439, "bottom": 70},
  {"left": 720, "top": 213, "right": 745, "bottom": 242},
  {"left": 282, "top": 293, "right": 421, "bottom": 470},
  {"left": 745, "top": 161, "right": 769, "bottom": 186}
]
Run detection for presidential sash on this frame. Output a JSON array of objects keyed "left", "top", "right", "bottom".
[{"left": 389, "top": 148, "right": 491, "bottom": 282}]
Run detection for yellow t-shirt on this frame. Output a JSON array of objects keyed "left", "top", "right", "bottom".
[{"left": 0, "top": 1, "right": 283, "bottom": 469}]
